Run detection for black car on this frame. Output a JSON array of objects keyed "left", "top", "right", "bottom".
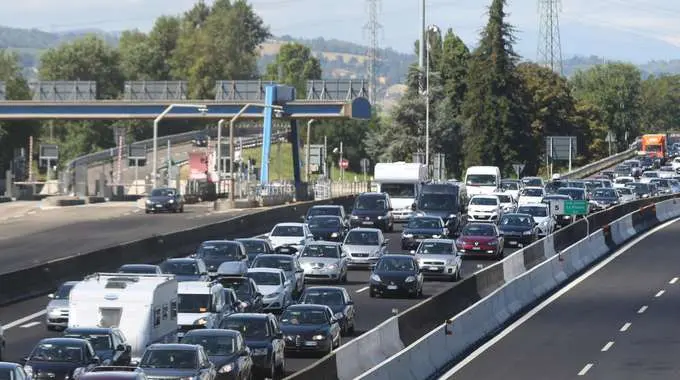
[
  {"left": 627, "top": 182, "right": 654, "bottom": 199},
  {"left": 116, "top": 264, "right": 162, "bottom": 274},
  {"left": 192, "top": 133, "right": 209, "bottom": 147},
  {"left": 194, "top": 240, "right": 249, "bottom": 274},
  {"left": 411, "top": 183, "right": 466, "bottom": 233},
  {"left": 218, "top": 313, "right": 285, "bottom": 380},
  {"left": 369, "top": 254, "right": 424, "bottom": 298},
  {"left": 298, "top": 286, "right": 356, "bottom": 336},
  {"left": 0, "top": 362, "right": 28, "bottom": 380},
  {"left": 145, "top": 187, "right": 184, "bottom": 214},
  {"left": 159, "top": 258, "right": 209, "bottom": 282},
  {"left": 181, "top": 329, "right": 253, "bottom": 380},
  {"left": 214, "top": 276, "right": 264, "bottom": 313},
  {"left": 235, "top": 238, "right": 275, "bottom": 264},
  {"left": 307, "top": 216, "right": 347, "bottom": 242},
  {"left": 650, "top": 178, "right": 672, "bottom": 194},
  {"left": 589, "top": 188, "right": 621, "bottom": 210},
  {"left": 63, "top": 327, "right": 132, "bottom": 366},
  {"left": 22, "top": 338, "right": 101, "bottom": 380},
  {"left": 349, "top": 192, "right": 394, "bottom": 232},
  {"left": 303, "top": 205, "right": 347, "bottom": 223},
  {"left": 497, "top": 213, "right": 538, "bottom": 247},
  {"left": 138, "top": 344, "right": 215, "bottom": 380},
  {"left": 401, "top": 216, "right": 448, "bottom": 250},
  {"left": 278, "top": 304, "right": 341, "bottom": 356}
]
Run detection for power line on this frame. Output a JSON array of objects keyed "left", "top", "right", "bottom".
[
  {"left": 363, "top": 0, "right": 383, "bottom": 104},
  {"left": 537, "top": 0, "right": 563, "bottom": 75}
]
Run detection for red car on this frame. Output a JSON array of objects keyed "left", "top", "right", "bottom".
[{"left": 455, "top": 223, "right": 505, "bottom": 259}]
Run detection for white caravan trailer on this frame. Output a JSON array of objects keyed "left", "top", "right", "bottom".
[
  {"left": 373, "top": 162, "right": 428, "bottom": 222},
  {"left": 68, "top": 273, "right": 178, "bottom": 362}
]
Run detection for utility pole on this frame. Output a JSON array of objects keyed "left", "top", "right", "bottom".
[
  {"left": 418, "top": 0, "right": 426, "bottom": 71},
  {"left": 364, "top": 0, "right": 383, "bottom": 104},
  {"left": 537, "top": 0, "right": 563, "bottom": 75}
]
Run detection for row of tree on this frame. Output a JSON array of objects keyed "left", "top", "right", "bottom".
[{"left": 0, "top": 0, "right": 679, "bottom": 179}]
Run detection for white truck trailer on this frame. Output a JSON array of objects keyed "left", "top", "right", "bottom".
[{"left": 373, "top": 162, "right": 428, "bottom": 222}]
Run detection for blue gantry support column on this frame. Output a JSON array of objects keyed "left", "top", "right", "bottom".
[
  {"left": 289, "top": 119, "right": 302, "bottom": 189},
  {"left": 260, "top": 85, "right": 276, "bottom": 183}
]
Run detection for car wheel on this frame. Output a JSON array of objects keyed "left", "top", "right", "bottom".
[
  {"left": 369, "top": 289, "right": 376, "bottom": 298},
  {"left": 275, "top": 357, "right": 285, "bottom": 379},
  {"left": 348, "top": 321, "right": 355, "bottom": 335},
  {"left": 145, "top": 210, "right": 150, "bottom": 214},
  {"left": 179, "top": 206, "right": 184, "bottom": 213}
]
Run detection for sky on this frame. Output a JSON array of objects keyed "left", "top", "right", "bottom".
[{"left": 1, "top": 0, "right": 679, "bottom": 63}]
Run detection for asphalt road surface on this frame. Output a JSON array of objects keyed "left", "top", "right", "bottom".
[{"left": 447, "top": 217, "right": 680, "bottom": 380}]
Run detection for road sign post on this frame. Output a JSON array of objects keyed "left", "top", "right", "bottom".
[
  {"left": 360, "top": 158, "right": 370, "bottom": 182},
  {"left": 512, "top": 163, "right": 525, "bottom": 179}
]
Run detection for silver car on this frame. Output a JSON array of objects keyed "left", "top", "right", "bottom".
[
  {"left": 298, "top": 242, "right": 348, "bottom": 283},
  {"left": 342, "top": 228, "right": 388, "bottom": 268},
  {"left": 45, "top": 281, "right": 79, "bottom": 330},
  {"left": 414, "top": 239, "right": 462, "bottom": 281}
]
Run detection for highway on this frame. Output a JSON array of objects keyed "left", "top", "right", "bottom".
[
  {"left": 0, "top": 222, "right": 519, "bottom": 377},
  {"left": 446, "top": 217, "right": 680, "bottom": 380}
]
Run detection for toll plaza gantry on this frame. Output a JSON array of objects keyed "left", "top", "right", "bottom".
[{"left": 0, "top": 79, "right": 371, "bottom": 198}]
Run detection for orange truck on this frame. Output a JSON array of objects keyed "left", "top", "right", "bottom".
[{"left": 640, "top": 134, "right": 667, "bottom": 161}]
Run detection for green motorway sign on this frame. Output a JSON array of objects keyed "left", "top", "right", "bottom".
[{"left": 564, "top": 200, "right": 589, "bottom": 215}]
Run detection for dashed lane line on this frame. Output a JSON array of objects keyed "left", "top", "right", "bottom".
[
  {"left": 655, "top": 290, "right": 665, "bottom": 298},
  {"left": 601, "top": 341, "right": 614, "bottom": 352},
  {"left": 670, "top": 277, "right": 678, "bottom": 284},
  {"left": 620, "top": 322, "right": 631, "bottom": 332},
  {"left": 578, "top": 363, "right": 593, "bottom": 376},
  {"left": 356, "top": 286, "right": 369, "bottom": 293},
  {"left": 637, "top": 305, "right": 648, "bottom": 314}
]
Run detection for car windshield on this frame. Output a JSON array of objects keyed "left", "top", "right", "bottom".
[
  {"left": 301, "top": 290, "right": 345, "bottom": 305},
  {"left": 118, "top": 266, "right": 156, "bottom": 274},
  {"left": 496, "top": 194, "right": 512, "bottom": 203},
  {"left": 470, "top": 197, "right": 498, "bottom": 206},
  {"left": 308, "top": 217, "right": 341, "bottom": 228},
  {"left": 308, "top": 207, "right": 340, "bottom": 217},
  {"left": 251, "top": 257, "right": 293, "bottom": 272},
  {"left": 501, "top": 182, "right": 519, "bottom": 190},
  {"left": 417, "top": 193, "right": 456, "bottom": 210},
  {"left": 161, "top": 261, "right": 199, "bottom": 275},
  {"left": 140, "top": 349, "right": 197, "bottom": 369},
  {"left": 376, "top": 258, "right": 416, "bottom": 272},
  {"left": 344, "top": 231, "right": 379, "bottom": 245},
  {"left": 617, "top": 187, "right": 633, "bottom": 195},
  {"left": 520, "top": 188, "right": 543, "bottom": 197},
  {"left": 522, "top": 178, "right": 543, "bottom": 187},
  {"left": 271, "top": 225, "right": 303, "bottom": 237},
  {"left": 354, "top": 196, "right": 387, "bottom": 210},
  {"left": 53, "top": 283, "right": 75, "bottom": 300},
  {"left": 219, "top": 318, "right": 267, "bottom": 339},
  {"left": 626, "top": 161, "right": 640, "bottom": 168},
  {"left": 557, "top": 189, "right": 585, "bottom": 200},
  {"left": 462, "top": 224, "right": 496, "bottom": 236},
  {"left": 593, "top": 189, "right": 618, "bottom": 198},
  {"left": 280, "top": 309, "right": 329, "bottom": 325},
  {"left": 466, "top": 174, "right": 497, "bottom": 186},
  {"left": 567, "top": 182, "right": 586, "bottom": 188},
  {"left": 247, "top": 271, "right": 282, "bottom": 286},
  {"left": 651, "top": 179, "right": 670, "bottom": 187},
  {"left": 0, "top": 369, "right": 14, "bottom": 380},
  {"left": 517, "top": 206, "right": 548, "bottom": 217},
  {"left": 615, "top": 178, "right": 633, "bottom": 184},
  {"left": 643, "top": 172, "right": 659, "bottom": 178},
  {"left": 180, "top": 335, "right": 235, "bottom": 356},
  {"left": 416, "top": 242, "right": 454, "bottom": 254},
  {"left": 63, "top": 334, "right": 112, "bottom": 351},
  {"left": 500, "top": 215, "right": 533, "bottom": 226},
  {"left": 301, "top": 245, "right": 340, "bottom": 258},
  {"left": 218, "top": 279, "right": 251, "bottom": 298},
  {"left": 30, "top": 342, "right": 84, "bottom": 363},
  {"left": 237, "top": 240, "right": 267, "bottom": 254},
  {"left": 177, "top": 294, "right": 211, "bottom": 314},
  {"left": 197, "top": 242, "right": 240, "bottom": 260},
  {"left": 380, "top": 183, "right": 415, "bottom": 198},
  {"left": 150, "top": 189, "right": 175, "bottom": 197},
  {"left": 627, "top": 183, "right": 650, "bottom": 193},
  {"left": 406, "top": 218, "right": 441, "bottom": 229}
]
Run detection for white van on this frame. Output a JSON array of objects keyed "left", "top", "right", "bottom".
[
  {"left": 68, "top": 273, "right": 178, "bottom": 362},
  {"left": 374, "top": 162, "right": 428, "bottom": 222},
  {"left": 464, "top": 166, "right": 501, "bottom": 197},
  {"left": 176, "top": 281, "right": 226, "bottom": 338}
]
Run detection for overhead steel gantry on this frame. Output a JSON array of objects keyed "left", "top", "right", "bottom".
[{"left": 0, "top": 79, "right": 371, "bottom": 187}]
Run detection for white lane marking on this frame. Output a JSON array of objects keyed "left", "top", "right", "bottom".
[
  {"left": 20, "top": 321, "right": 41, "bottom": 328},
  {"left": 3, "top": 310, "right": 46, "bottom": 330},
  {"left": 638, "top": 305, "right": 648, "bottom": 314},
  {"left": 601, "top": 341, "right": 614, "bottom": 352},
  {"left": 27, "top": 210, "right": 36, "bottom": 215},
  {"left": 620, "top": 322, "right": 631, "bottom": 332},
  {"left": 655, "top": 290, "right": 665, "bottom": 298},
  {"left": 356, "top": 286, "right": 369, "bottom": 293},
  {"left": 578, "top": 363, "right": 594, "bottom": 376},
  {"left": 670, "top": 277, "right": 678, "bottom": 284},
  {"left": 443, "top": 216, "right": 680, "bottom": 376}
]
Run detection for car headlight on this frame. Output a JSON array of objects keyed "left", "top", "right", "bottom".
[
  {"left": 523, "top": 230, "right": 533, "bottom": 235},
  {"left": 47, "top": 307, "right": 57, "bottom": 314},
  {"left": 168, "top": 199, "right": 174, "bottom": 204},
  {"left": 24, "top": 366, "right": 33, "bottom": 377},
  {"left": 369, "top": 250, "right": 380, "bottom": 257},
  {"left": 195, "top": 317, "right": 207, "bottom": 325},
  {"left": 312, "top": 334, "right": 326, "bottom": 341},
  {"left": 405, "top": 276, "right": 416, "bottom": 283},
  {"left": 432, "top": 234, "right": 441, "bottom": 238},
  {"left": 351, "top": 215, "right": 358, "bottom": 220},
  {"left": 327, "top": 264, "right": 338, "bottom": 270},
  {"left": 267, "top": 292, "right": 280, "bottom": 298},
  {"left": 179, "top": 376, "right": 195, "bottom": 380},
  {"left": 331, "top": 232, "right": 339, "bottom": 238},
  {"left": 402, "top": 233, "right": 413, "bottom": 238},
  {"left": 448, "top": 214, "right": 456, "bottom": 219},
  {"left": 370, "top": 274, "right": 381, "bottom": 282},
  {"left": 415, "top": 211, "right": 426, "bottom": 217},
  {"left": 145, "top": 199, "right": 152, "bottom": 204},
  {"left": 218, "top": 364, "right": 234, "bottom": 373},
  {"left": 377, "top": 215, "right": 383, "bottom": 220},
  {"left": 446, "top": 259, "right": 457, "bottom": 266},
  {"left": 488, "top": 240, "right": 498, "bottom": 246},
  {"left": 250, "top": 348, "right": 268, "bottom": 356}
]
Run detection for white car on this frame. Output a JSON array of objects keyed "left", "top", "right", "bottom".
[
  {"left": 492, "top": 192, "right": 517, "bottom": 214},
  {"left": 640, "top": 171, "right": 660, "bottom": 183},
  {"left": 518, "top": 186, "right": 546, "bottom": 205},
  {"left": 672, "top": 157, "right": 680, "bottom": 172},
  {"left": 467, "top": 195, "right": 503, "bottom": 223},
  {"left": 516, "top": 203, "right": 555, "bottom": 237},
  {"left": 247, "top": 267, "right": 294, "bottom": 313},
  {"left": 500, "top": 180, "right": 523, "bottom": 201},
  {"left": 616, "top": 187, "right": 636, "bottom": 203},
  {"left": 613, "top": 176, "right": 635, "bottom": 188},
  {"left": 267, "top": 222, "right": 315, "bottom": 251}
]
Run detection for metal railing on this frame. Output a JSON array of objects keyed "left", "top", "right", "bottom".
[{"left": 560, "top": 148, "right": 637, "bottom": 179}]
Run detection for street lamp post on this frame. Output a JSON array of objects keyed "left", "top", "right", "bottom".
[
  {"left": 152, "top": 104, "right": 207, "bottom": 188},
  {"left": 424, "top": 24, "right": 440, "bottom": 167}
]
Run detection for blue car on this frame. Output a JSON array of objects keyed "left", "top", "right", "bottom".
[{"left": 401, "top": 216, "right": 449, "bottom": 250}]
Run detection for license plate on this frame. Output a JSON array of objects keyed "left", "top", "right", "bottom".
[
  {"left": 362, "top": 221, "right": 373, "bottom": 225},
  {"left": 509, "top": 241, "right": 517, "bottom": 245},
  {"left": 429, "top": 266, "right": 439, "bottom": 271},
  {"left": 472, "top": 246, "right": 481, "bottom": 250},
  {"left": 177, "top": 332, "right": 185, "bottom": 338},
  {"left": 387, "top": 285, "right": 398, "bottom": 290},
  {"left": 304, "top": 341, "right": 318, "bottom": 346},
  {"left": 155, "top": 205, "right": 162, "bottom": 208}
]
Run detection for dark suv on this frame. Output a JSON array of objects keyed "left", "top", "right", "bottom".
[
  {"left": 145, "top": 187, "right": 184, "bottom": 214},
  {"left": 349, "top": 192, "right": 394, "bottom": 232}
]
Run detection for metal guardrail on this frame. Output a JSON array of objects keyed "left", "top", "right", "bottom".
[{"left": 560, "top": 148, "right": 637, "bottom": 179}]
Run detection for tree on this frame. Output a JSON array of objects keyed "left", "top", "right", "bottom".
[
  {"left": 265, "top": 42, "right": 322, "bottom": 96},
  {"left": 438, "top": 29, "right": 470, "bottom": 112},
  {"left": 460, "top": 0, "right": 531, "bottom": 175},
  {"left": 639, "top": 74, "right": 680, "bottom": 133}
]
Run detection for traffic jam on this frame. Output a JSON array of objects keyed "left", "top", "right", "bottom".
[{"left": 3, "top": 156, "right": 679, "bottom": 380}]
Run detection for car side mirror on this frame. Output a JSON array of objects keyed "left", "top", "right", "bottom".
[
  {"left": 411, "top": 203, "right": 417, "bottom": 211},
  {"left": 240, "top": 347, "right": 250, "bottom": 357},
  {"left": 20, "top": 357, "right": 28, "bottom": 365},
  {"left": 200, "top": 272, "right": 208, "bottom": 276},
  {"left": 382, "top": 240, "right": 388, "bottom": 246},
  {"left": 275, "top": 332, "right": 284, "bottom": 339},
  {"left": 47, "top": 293, "right": 54, "bottom": 299},
  {"left": 498, "top": 233, "right": 504, "bottom": 237},
  {"left": 91, "top": 356, "right": 101, "bottom": 365},
  {"left": 116, "top": 344, "right": 126, "bottom": 352},
  {"left": 346, "top": 300, "right": 354, "bottom": 305},
  {"left": 190, "top": 254, "right": 197, "bottom": 258},
  {"left": 388, "top": 207, "right": 393, "bottom": 211},
  {"left": 300, "top": 215, "right": 306, "bottom": 221}
]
